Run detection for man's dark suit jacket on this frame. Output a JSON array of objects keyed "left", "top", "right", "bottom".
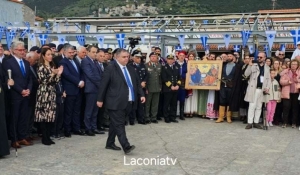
[
  {"left": 59, "top": 57, "right": 84, "bottom": 96},
  {"left": 53, "top": 55, "right": 63, "bottom": 67},
  {"left": 97, "top": 61, "right": 144, "bottom": 110},
  {"left": 2, "top": 57, "right": 32, "bottom": 100},
  {"left": 29, "top": 63, "right": 39, "bottom": 106},
  {"left": 81, "top": 57, "right": 101, "bottom": 94}
]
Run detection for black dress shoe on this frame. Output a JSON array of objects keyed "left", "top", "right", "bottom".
[
  {"left": 129, "top": 122, "right": 135, "bottom": 125},
  {"left": 151, "top": 120, "right": 158, "bottom": 123},
  {"left": 92, "top": 129, "right": 105, "bottom": 134},
  {"left": 86, "top": 130, "right": 95, "bottom": 136},
  {"left": 165, "top": 120, "right": 170, "bottom": 123},
  {"left": 145, "top": 120, "right": 151, "bottom": 124},
  {"left": 124, "top": 145, "right": 136, "bottom": 154},
  {"left": 49, "top": 139, "right": 55, "bottom": 144},
  {"left": 138, "top": 121, "right": 146, "bottom": 125},
  {"left": 102, "top": 125, "right": 110, "bottom": 128},
  {"left": 64, "top": 132, "right": 71, "bottom": 137},
  {"left": 106, "top": 144, "right": 121, "bottom": 151},
  {"left": 179, "top": 117, "right": 185, "bottom": 120},
  {"left": 171, "top": 119, "right": 179, "bottom": 123},
  {"left": 98, "top": 127, "right": 108, "bottom": 132},
  {"left": 73, "top": 130, "right": 85, "bottom": 136},
  {"left": 157, "top": 117, "right": 162, "bottom": 121}
]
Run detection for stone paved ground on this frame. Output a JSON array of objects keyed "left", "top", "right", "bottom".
[{"left": 1, "top": 118, "right": 300, "bottom": 175}]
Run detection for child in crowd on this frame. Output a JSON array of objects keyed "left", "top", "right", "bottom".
[{"left": 266, "top": 69, "right": 281, "bottom": 126}]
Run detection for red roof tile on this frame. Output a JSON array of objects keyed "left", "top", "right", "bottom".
[{"left": 196, "top": 44, "right": 296, "bottom": 51}]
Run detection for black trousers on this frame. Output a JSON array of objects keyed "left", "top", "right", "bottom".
[
  {"left": 10, "top": 98, "right": 29, "bottom": 142},
  {"left": 97, "top": 107, "right": 110, "bottom": 129},
  {"left": 282, "top": 93, "right": 299, "bottom": 125},
  {"left": 106, "top": 102, "right": 133, "bottom": 149},
  {"left": 97, "top": 107, "right": 104, "bottom": 129},
  {"left": 157, "top": 92, "right": 164, "bottom": 119},
  {"left": 163, "top": 91, "right": 178, "bottom": 122},
  {"left": 27, "top": 103, "right": 36, "bottom": 137},
  {"left": 274, "top": 102, "right": 283, "bottom": 123},
  {"left": 129, "top": 95, "right": 145, "bottom": 123},
  {"left": 84, "top": 93, "right": 98, "bottom": 131},
  {"left": 80, "top": 91, "right": 86, "bottom": 129},
  {"left": 64, "top": 94, "right": 82, "bottom": 133},
  {"left": 4, "top": 90, "right": 11, "bottom": 139},
  {"left": 53, "top": 103, "right": 64, "bottom": 136},
  {"left": 219, "top": 86, "right": 232, "bottom": 106}
]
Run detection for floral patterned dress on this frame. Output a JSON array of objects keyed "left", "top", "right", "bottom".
[{"left": 35, "top": 64, "right": 60, "bottom": 122}]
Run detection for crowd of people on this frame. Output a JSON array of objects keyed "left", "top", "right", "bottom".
[{"left": 0, "top": 40, "right": 300, "bottom": 157}]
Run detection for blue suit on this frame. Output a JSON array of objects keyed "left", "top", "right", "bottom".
[
  {"left": 175, "top": 60, "right": 187, "bottom": 119},
  {"left": 59, "top": 57, "right": 84, "bottom": 133},
  {"left": 175, "top": 61, "right": 187, "bottom": 102},
  {"left": 81, "top": 57, "right": 101, "bottom": 131},
  {"left": 2, "top": 57, "right": 32, "bottom": 142}
]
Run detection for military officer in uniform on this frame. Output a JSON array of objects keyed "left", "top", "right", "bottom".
[
  {"left": 105, "top": 48, "right": 113, "bottom": 62},
  {"left": 161, "top": 54, "right": 181, "bottom": 123},
  {"left": 128, "top": 50, "right": 147, "bottom": 125},
  {"left": 155, "top": 47, "right": 166, "bottom": 120},
  {"left": 144, "top": 52, "right": 162, "bottom": 124},
  {"left": 141, "top": 49, "right": 147, "bottom": 64}
]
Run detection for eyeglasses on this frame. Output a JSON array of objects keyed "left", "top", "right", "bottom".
[
  {"left": 14, "top": 49, "right": 25, "bottom": 52},
  {"left": 258, "top": 57, "right": 264, "bottom": 59},
  {"left": 279, "top": 54, "right": 285, "bottom": 56}
]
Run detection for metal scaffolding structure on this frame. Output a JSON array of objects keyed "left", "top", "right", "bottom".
[{"left": 44, "top": 12, "right": 300, "bottom": 54}]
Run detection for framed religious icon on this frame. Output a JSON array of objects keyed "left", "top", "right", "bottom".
[{"left": 185, "top": 60, "right": 223, "bottom": 90}]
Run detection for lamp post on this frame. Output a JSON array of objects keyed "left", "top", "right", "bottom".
[{"left": 89, "top": 2, "right": 105, "bottom": 17}]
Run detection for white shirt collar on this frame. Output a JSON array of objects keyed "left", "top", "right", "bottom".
[
  {"left": 0, "top": 54, "right": 4, "bottom": 63},
  {"left": 116, "top": 60, "right": 126, "bottom": 70},
  {"left": 13, "top": 54, "right": 22, "bottom": 62},
  {"left": 177, "top": 60, "right": 184, "bottom": 65}
]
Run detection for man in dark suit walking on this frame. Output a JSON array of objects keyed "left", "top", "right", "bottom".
[
  {"left": 59, "top": 44, "right": 85, "bottom": 137},
  {"left": 2, "top": 41, "right": 33, "bottom": 148},
  {"left": 97, "top": 49, "right": 145, "bottom": 154},
  {"left": 81, "top": 46, "right": 104, "bottom": 136}
]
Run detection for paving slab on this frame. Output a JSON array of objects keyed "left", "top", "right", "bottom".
[{"left": 1, "top": 118, "right": 300, "bottom": 175}]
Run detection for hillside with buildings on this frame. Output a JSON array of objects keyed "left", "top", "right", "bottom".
[{"left": 23, "top": 0, "right": 300, "bottom": 18}]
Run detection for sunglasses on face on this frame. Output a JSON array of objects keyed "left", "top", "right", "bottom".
[{"left": 15, "top": 49, "right": 26, "bottom": 52}]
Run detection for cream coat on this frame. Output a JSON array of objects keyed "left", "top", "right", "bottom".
[
  {"left": 266, "top": 79, "right": 281, "bottom": 102},
  {"left": 244, "top": 63, "right": 271, "bottom": 103}
]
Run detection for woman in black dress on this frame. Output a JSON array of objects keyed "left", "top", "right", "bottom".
[{"left": 35, "top": 48, "right": 63, "bottom": 145}]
